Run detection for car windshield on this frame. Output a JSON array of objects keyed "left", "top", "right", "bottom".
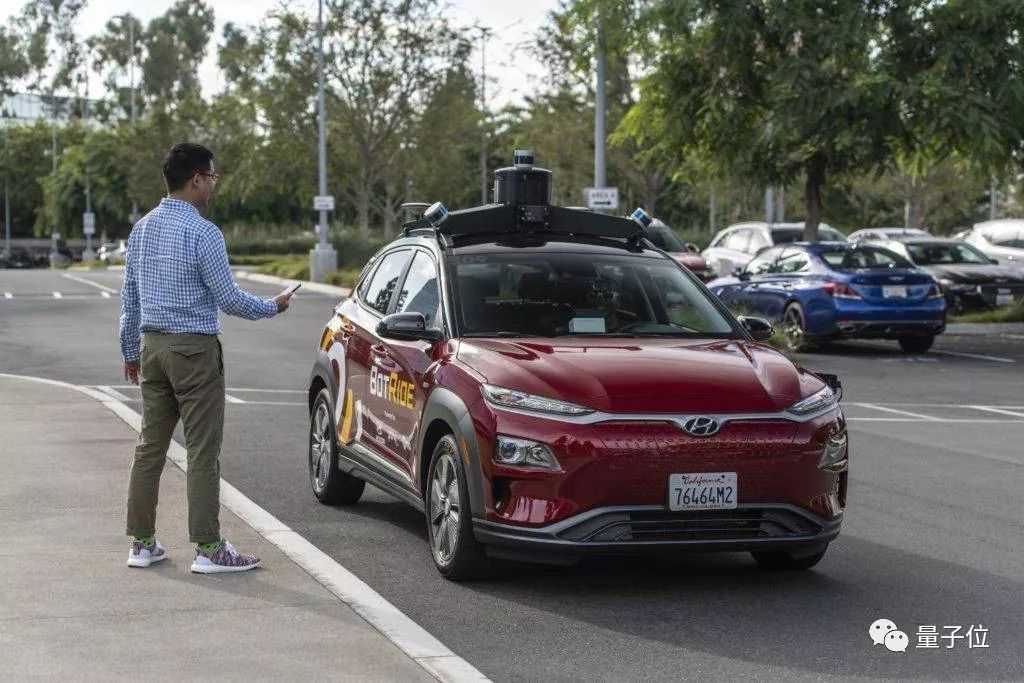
[
  {"left": 906, "top": 242, "right": 990, "bottom": 265},
  {"left": 452, "top": 251, "right": 736, "bottom": 337},
  {"left": 772, "top": 227, "right": 847, "bottom": 243},
  {"left": 647, "top": 225, "right": 687, "bottom": 251},
  {"left": 818, "top": 245, "right": 914, "bottom": 270}
]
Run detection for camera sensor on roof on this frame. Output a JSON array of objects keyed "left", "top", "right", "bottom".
[{"left": 513, "top": 149, "right": 535, "bottom": 171}]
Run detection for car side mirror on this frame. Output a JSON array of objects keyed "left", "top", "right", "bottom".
[
  {"left": 684, "top": 242, "right": 701, "bottom": 253},
  {"left": 989, "top": 258, "right": 1000, "bottom": 265},
  {"left": 376, "top": 312, "right": 443, "bottom": 343},
  {"left": 737, "top": 315, "right": 773, "bottom": 342},
  {"left": 733, "top": 267, "right": 750, "bottom": 280}
]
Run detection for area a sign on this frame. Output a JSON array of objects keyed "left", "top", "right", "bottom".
[
  {"left": 83, "top": 211, "right": 96, "bottom": 236},
  {"left": 584, "top": 187, "right": 619, "bottom": 210},
  {"left": 313, "top": 195, "right": 335, "bottom": 211}
]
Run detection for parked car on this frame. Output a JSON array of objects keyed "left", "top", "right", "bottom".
[
  {"left": 645, "top": 219, "right": 715, "bottom": 282},
  {"left": 707, "top": 242, "right": 945, "bottom": 353},
  {"left": 98, "top": 240, "right": 127, "bottom": 264},
  {"left": 702, "top": 221, "right": 848, "bottom": 277},
  {"left": 848, "top": 227, "right": 929, "bottom": 242},
  {"left": 2, "top": 249, "right": 37, "bottom": 269},
  {"left": 307, "top": 156, "right": 848, "bottom": 579},
  {"left": 868, "top": 237, "right": 1024, "bottom": 315},
  {"left": 955, "top": 219, "right": 1024, "bottom": 271}
]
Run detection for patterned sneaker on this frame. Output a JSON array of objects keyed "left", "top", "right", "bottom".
[
  {"left": 127, "top": 539, "right": 167, "bottom": 568},
  {"left": 190, "top": 539, "right": 261, "bottom": 574}
]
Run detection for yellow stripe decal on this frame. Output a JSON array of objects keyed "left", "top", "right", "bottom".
[{"left": 339, "top": 389, "right": 354, "bottom": 444}]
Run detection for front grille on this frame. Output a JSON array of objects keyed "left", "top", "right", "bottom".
[{"left": 556, "top": 507, "right": 822, "bottom": 543}]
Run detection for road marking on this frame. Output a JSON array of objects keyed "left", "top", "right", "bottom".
[
  {"left": 849, "top": 402, "right": 941, "bottom": 420},
  {"left": 97, "top": 385, "right": 134, "bottom": 402},
  {"left": 224, "top": 393, "right": 246, "bottom": 404},
  {"left": 932, "top": 349, "right": 1016, "bottom": 363},
  {"left": 62, "top": 272, "right": 119, "bottom": 294},
  {"left": 847, "top": 417, "right": 1024, "bottom": 423},
  {"left": 52, "top": 291, "right": 62, "bottom": 299},
  {"left": 0, "top": 372, "right": 487, "bottom": 683},
  {"left": 228, "top": 387, "right": 306, "bottom": 394},
  {"left": 966, "top": 405, "right": 1024, "bottom": 419},
  {"left": 3, "top": 292, "right": 11, "bottom": 299},
  {"left": 100, "top": 291, "right": 111, "bottom": 299}
]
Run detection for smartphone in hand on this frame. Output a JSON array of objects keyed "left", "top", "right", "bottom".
[{"left": 287, "top": 282, "right": 302, "bottom": 295}]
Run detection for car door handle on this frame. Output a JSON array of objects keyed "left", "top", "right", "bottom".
[{"left": 371, "top": 344, "right": 397, "bottom": 368}]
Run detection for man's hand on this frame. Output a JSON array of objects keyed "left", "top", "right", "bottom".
[
  {"left": 124, "top": 361, "right": 140, "bottom": 385},
  {"left": 273, "top": 289, "right": 294, "bottom": 313}
]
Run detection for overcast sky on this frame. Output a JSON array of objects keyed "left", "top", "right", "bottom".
[{"left": 2, "top": 0, "right": 561, "bottom": 108}]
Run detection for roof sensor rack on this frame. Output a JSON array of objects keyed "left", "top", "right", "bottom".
[{"left": 401, "top": 150, "right": 651, "bottom": 246}]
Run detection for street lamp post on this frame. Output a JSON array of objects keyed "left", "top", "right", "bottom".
[
  {"left": 478, "top": 26, "right": 492, "bottom": 205},
  {"left": 3, "top": 123, "right": 10, "bottom": 261},
  {"left": 594, "top": 23, "right": 607, "bottom": 193},
  {"left": 128, "top": 14, "right": 139, "bottom": 225},
  {"left": 309, "top": 0, "right": 337, "bottom": 283}
]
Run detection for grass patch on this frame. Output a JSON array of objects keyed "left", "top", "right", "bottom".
[
  {"left": 952, "top": 302, "right": 1024, "bottom": 323},
  {"left": 254, "top": 255, "right": 362, "bottom": 289}
]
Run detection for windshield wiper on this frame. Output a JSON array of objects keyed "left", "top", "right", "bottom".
[{"left": 462, "top": 331, "right": 542, "bottom": 338}]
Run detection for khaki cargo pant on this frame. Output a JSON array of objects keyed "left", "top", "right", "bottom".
[{"left": 126, "top": 332, "right": 224, "bottom": 545}]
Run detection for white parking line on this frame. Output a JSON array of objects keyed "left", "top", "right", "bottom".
[
  {"left": 3, "top": 292, "right": 11, "bottom": 299},
  {"left": 932, "top": 349, "right": 1016, "bottom": 363},
  {"left": 224, "top": 393, "right": 246, "bottom": 404},
  {"left": 52, "top": 291, "right": 62, "bottom": 299},
  {"left": 966, "top": 405, "right": 1024, "bottom": 419},
  {"left": 100, "top": 291, "right": 111, "bottom": 298},
  {"left": 849, "top": 402, "right": 942, "bottom": 420},
  {"left": 1, "top": 372, "right": 487, "bottom": 682},
  {"left": 847, "top": 417, "right": 1024, "bottom": 423},
  {"left": 97, "top": 385, "right": 134, "bottom": 402},
  {"left": 62, "top": 272, "right": 119, "bottom": 294}
]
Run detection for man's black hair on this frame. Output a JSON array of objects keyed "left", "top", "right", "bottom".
[{"left": 163, "top": 143, "right": 214, "bottom": 192}]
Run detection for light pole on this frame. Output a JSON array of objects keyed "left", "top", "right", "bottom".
[
  {"left": 82, "top": 75, "right": 96, "bottom": 262},
  {"left": 3, "top": 122, "right": 10, "bottom": 260},
  {"left": 478, "top": 26, "right": 491, "bottom": 205},
  {"left": 127, "top": 14, "right": 139, "bottom": 225},
  {"left": 594, "top": 21, "right": 607, "bottom": 193},
  {"left": 309, "top": 0, "right": 337, "bottom": 282}
]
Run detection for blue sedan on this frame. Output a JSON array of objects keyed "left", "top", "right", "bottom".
[{"left": 708, "top": 242, "right": 946, "bottom": 353}]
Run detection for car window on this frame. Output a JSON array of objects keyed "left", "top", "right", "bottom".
[
  {"left": 747, "top": 230, "right": 770, "bottom": 253},
  {"left": 362, "top": 249, "right": 411, "bottom": 315},
  {"left": 743, "top": 247, "right": 780, "bottom": 275},
  {"left": 906, "top": 242, "right": 990, "bottom": 265},
  {"left": 452, "top": 252, "right": 736, "bottom": 337},
  {"left": 394, "top": 251, "right": 440, "bottom": 326},
  {"left": 820, "top": 227, "right": 848, "bottom": 242},
  {"left": 723, "top": 229, "right": 750, "bottom": 252},
  {"left": 818, "top": 245, "right": 914, "bottom": 270},
  {"left": 776, "top": 248, "right": 810, "bottom": 273}
]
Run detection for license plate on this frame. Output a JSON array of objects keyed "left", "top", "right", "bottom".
[
  {"left": 997, "top": 289, "right": 1013, "bottom": 306},
  {"left": 668, "top": 472, "right": 737, "bottom": 511},
  {"left": 882, "top": 285, "right": 907, "bottom": 298}
]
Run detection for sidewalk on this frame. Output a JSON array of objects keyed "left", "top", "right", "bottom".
[{"left": 0, "top": 376, "right": 431, "bottom": 680}]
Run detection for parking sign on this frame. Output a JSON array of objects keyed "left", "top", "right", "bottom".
[
  {"left": 83, "top": 212, "right": 96, "bottom": 236},
  {"left": 584, "top": 187, "right": 619, "bottom": 210}
]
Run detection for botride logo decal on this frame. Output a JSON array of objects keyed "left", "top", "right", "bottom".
[{"left": 369, "top": 365, "right": 415, "bottom": 409}]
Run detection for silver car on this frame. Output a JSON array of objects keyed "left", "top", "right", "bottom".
[
  {"left": 702, "top": 221, "right": 848, "bottom": 277},
  {"left": 848, "top": 227, "right": 929, "bottom": 242},
  {"left": 956, "top": 219, "right": 1024, "bottom": 271}
]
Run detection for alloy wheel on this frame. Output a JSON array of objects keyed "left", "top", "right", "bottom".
[
  {"left": 310, "top": 401, "right": 332, "bottom": 492},
  {"left": 428, "top": 443, "right": 461, "bottom": 565}
]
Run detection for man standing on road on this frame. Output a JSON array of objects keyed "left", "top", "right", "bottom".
[{"left": 118, "top": 142, "right": 293, "bottom": 574}]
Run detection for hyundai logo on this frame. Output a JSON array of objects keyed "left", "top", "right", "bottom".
[
  {"left": 888, "top": 276, "right": 904, "bottom": 282},
  {"left": 681, "top": 416, "right": 721, "bottom": 437}
]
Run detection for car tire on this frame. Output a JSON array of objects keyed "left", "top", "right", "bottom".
[
  {"left": 751, "top": 546, "right": 827, "bottom": 571},
  {"left": 780, "top": 303, "right": 815, "bottom": 352},
  {"left": 426, "top": 434, "right": 486, "bottom": 581},
  {"left": 309, "top": 388, "right": 365, "bottom": 505},
  {"left": 898, "top": 335, "right": 934, "bottom": 354}
]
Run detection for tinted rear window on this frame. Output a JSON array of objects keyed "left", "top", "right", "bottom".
[{"left": 818, "top": 246, "right": 914, "bottom": 270}]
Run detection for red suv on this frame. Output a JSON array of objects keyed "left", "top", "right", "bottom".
[{"left": 307, "top": 157, "right": 848, "bottom": 580}]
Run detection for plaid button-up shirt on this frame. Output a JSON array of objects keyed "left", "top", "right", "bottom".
[{"left": 118, "top": 198, "right": 277, "bottom": 362}]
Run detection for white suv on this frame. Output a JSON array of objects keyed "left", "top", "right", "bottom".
[
  {"left": 956, "top": 219, "right": 1024, "bottom": 270},
  {"left": 702, "top": 221, "right": 847, "bottom": 277}
]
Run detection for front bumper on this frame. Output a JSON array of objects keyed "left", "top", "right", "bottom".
[{"left": 474, "top": 503, "right": 841, "bottom": 561}]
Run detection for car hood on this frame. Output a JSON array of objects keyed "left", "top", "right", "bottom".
[
  {"left": 456, "top": 337, "right": 825, "bottom": 414},
  {"left": 920, "top": 263, "right": 1024, "bottom": 285}
]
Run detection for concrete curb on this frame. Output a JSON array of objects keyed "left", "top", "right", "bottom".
[
  {"left": 945, "top": 322, "right": 1024, "bottom": 335},
  {"left": 234, "top": 270, "right": 351, "bottom": 298}
]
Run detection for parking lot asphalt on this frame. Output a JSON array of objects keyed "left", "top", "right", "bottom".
[{"left": 2, "top": 267, "right": 1023, "bottom": 680}]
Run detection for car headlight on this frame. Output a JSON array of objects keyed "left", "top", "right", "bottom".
[
  {"left": 788, "top": 385, "right": 837, "bottom": 415},
  {"left": 482, "top": 384, "right": 594, "bottom": 416},
  {"left": 819, "top": 432, "right": 848, "bottom": 471},
  {"left": 493, "top": 435, "right": 560, "bottom": 470},
  {"left": 939, "top": 279, "right": 974, "bottom": 293}
]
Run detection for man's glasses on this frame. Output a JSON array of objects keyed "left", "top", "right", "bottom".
[{"left": 196, "top": 172, "right": 220, "bottom": 185}]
